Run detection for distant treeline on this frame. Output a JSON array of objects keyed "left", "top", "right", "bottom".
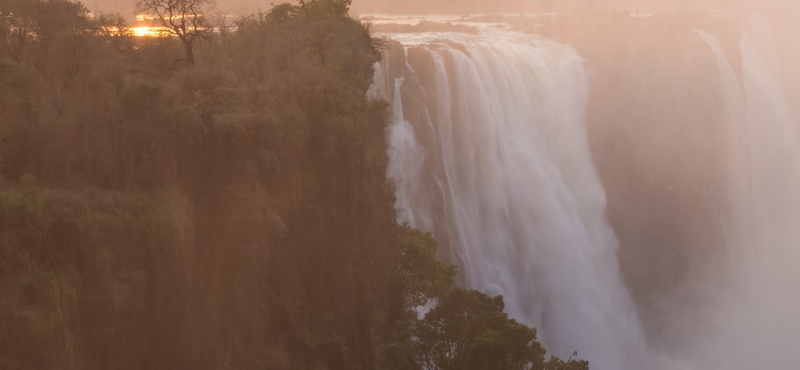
[{"left": 0, "top": 1, "right": 586, "bottom": 369}]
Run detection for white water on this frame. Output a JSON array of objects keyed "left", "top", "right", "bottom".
[
  {"left": 370, "top": 30, "right": 650, "bottom": 370},
  {"left": 693, "top": 16, "right": 800, "bottom": 370}
]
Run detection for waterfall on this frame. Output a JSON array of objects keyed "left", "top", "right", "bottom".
[
  {"left": 371, "top": 30, "right": 650, "bottom": 370},
  {"left": 693, "top": 15, "right": 800, "bottom": 370}
]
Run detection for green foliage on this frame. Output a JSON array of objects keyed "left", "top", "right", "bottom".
[
  {"left": 20, "top": 173, "right": 37, "bottom": 188},
  {"left": 0, "top": 1, "right": 397, "bottom": 369},
  {"left": 263, "top": 3, "right": 298, "bottom": 24},
  {"left": 0, "top": 2, "right": 588, "bottom": 370},
  {"left": 0, "top": 57, "right": 38, "bottom": 110},
  {"left": 397, "top": 226, "right": 457, "bottom": 307},
  {"left": 298, "top": 0, "right": 352, "bottom": 19},
  {"left": 25, "top": 0, "right": 90, "bottom": 48},
  {"left": 379, "top": 227, "right": 589, "bottom": 370},
  {"left": 0, "top": 186, "right": 179, "bottom": 370},
  {"left": 0, "top": 15, "right": 8, "bottom": 58},
  {"left": 417, "top": 289, "right": 544, "bottom": 370}
]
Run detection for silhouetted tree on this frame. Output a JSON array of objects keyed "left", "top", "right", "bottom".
[
  {"left": 95, "top": 12, "right": 134, "bottom": 53},
  {"left": 297, "top": 0, "right": 351, "bottom": 64},
  {"left": 26, "top": 0, "right": 88, "bottom": 54},
  {"left": 0, "top": 0, "right": 31, "bottom": 62},
  {"left": 135, "top": 0, "right": 216, "bottom": 65}
]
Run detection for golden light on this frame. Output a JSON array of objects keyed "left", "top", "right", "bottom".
[
  {"left": 131, "top": 14, "right": 215, "bottom": 37},
  {"left": 131, "top": 25, "right": 171, "bottom": 37}
]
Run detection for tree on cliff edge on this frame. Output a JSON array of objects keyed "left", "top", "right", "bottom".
[
  {"left": 378, "top": 227, "right": 589, "bottom": 370},
  {"left": 135, "top": 0, "right": 216, "bottom": 65}
]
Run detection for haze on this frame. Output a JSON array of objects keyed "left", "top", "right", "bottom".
[
  {"left": 85, "top": 0, "right": 800, "bottom": 18},
  {"left": 3, "top": 0, "right": 799, "bottom": 369}
]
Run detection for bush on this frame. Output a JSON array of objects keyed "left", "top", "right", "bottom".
[{"left": 378, "top": 227, "right": 589, "bottom": 370}]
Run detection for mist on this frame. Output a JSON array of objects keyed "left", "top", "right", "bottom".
[
  {"left": 81, "top": 0, "right": 800, "bottom": 17},
  {"left": 361, "top": 1, "right": 800, "bottom": 370},
  {"left": 3, "top": 0, "right": 799, "bottom": 369}
]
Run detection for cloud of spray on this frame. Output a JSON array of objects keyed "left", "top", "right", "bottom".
[
  {"left": 686, "top": 14, "right": 800, "bottom": 370},
  {"left": 81, "top": 0, "right": 800, "bottom": 368},
  {"left": 356, "top": 4, "right": 800, "bottom": 370}
]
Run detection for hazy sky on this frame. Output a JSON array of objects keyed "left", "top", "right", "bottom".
[{"left": 87, "top": 0, "right": 800, "bottom": 19}]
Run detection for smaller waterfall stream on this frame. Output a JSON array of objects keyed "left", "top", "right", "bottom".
[{"left": 694, "top": 15, "right": 800, "bottom": 370}]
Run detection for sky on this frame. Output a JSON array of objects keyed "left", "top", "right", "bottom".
[{"left": 87, "top": 0, "right": 800, "bottom": 20}]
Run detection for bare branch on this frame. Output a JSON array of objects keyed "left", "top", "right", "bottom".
[{"left": 136, "top": 0, "right": 215, "bottom": 65}]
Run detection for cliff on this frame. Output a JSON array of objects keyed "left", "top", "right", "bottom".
[{"left": 0, "top": 2, "right": 397, "bottom": 369}]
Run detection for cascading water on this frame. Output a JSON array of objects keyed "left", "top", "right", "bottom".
[
  {"left": 693, "top": 15, "right": 800, "bottom": 370},
  {"left": 369, "top": 29, "right": 650, "bottom": 370}
]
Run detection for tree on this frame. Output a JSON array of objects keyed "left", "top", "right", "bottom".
[
  {"left": 416, "top": 289, "right": 541, "bottom": 370},
  {"left": 135, "top": 0, "right": 216, "bottom": 65},
  {"left": 0, "top": 0, "right": 32, "bottom": 62},
  {"left": 297, "top": 0, "right": 351, "bottom": 18},
  {"left": 94, "top": 12, "right": 134, "bottom": 53},
  {"left": 297, "top": 0, "right": 352, "bottom": 65},
  {"left": 378, "top": 227, "right": 589, "bottom": 370},
  {"left": 417, "top": 289, "right": 588, "bottom": 370},
  {"left": 396, "top": 226, "right": 458, "bottom": 308},
  {"left": 1, "top": 0, "right": 397, "bottom": 368},
  {"left": 26, "top": 0, "right": 89, "bottom": 56},
  {"left": 0, "top": 0, "right": 90, "bottom": 74},
  {"left": 0, "top": 2, "right": 11, "bottom": 58}
]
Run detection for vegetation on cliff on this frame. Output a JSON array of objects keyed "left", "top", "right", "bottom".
[
  {"left": 1, "top": 1, "right": 587, "bottom": 369},
  {"left": 378, "top": 227, "right": 589, "bottom": 370},
  {"left": 2, "top": 1, "right": 394, "bottom": 368}
]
